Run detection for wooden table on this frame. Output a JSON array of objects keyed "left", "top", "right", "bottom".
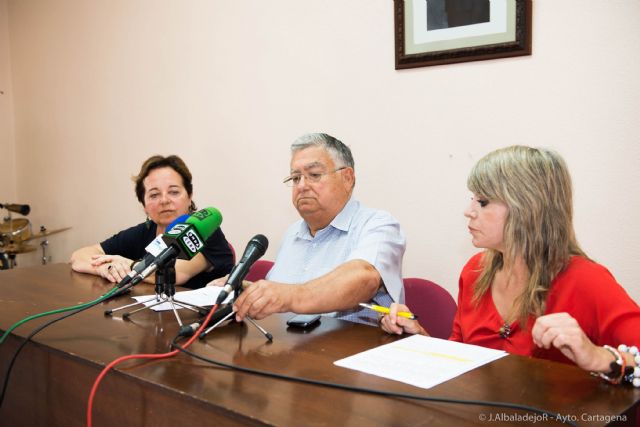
[{"left": 0, "top": 264, "right": 638, "bottom": 426}]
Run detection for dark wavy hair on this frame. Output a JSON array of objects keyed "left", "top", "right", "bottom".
[{"left": 132, "top": 155, "right": 196, "bottom": 212}]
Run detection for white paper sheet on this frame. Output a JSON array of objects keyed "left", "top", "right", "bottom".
[
  {"left": 131, "top": 286, "right": 232, "bottom": 311},
  {"left": 334, "top": 335, "right": 506, "bottom": 389}
]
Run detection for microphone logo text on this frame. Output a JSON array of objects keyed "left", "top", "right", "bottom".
[
  {"left": 182, "top": 230, "right": 204, "bottom": 254},
  {"left": 166, "top": 224, "right": 188, "bottom": 235}
]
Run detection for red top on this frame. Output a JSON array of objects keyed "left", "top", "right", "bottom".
[{"left": 450, "top": 253, "right": 640, "bottom": 364}]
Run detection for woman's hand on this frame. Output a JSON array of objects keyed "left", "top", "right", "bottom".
[
  {"left": 209, "top": 275, "right": 228, "bottom": 287},
  {"left": 91, "top": 254, "right": 132, "bottom": 283},
  {"left": 532, "top": 312, "right": 616, "bottom": 372},
  {"left": 379, "top": 303, "right": 428, "bottom": 336},
  {"left": 208, "top": 275, "right": 251, "bottom": 290}
]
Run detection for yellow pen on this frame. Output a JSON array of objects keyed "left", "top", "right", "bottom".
[{"left": 359, "top": 303, "right": 418, "bottom": 320}]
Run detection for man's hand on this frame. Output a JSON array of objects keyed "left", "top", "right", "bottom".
[{"left": 233, "top": 280, "right": 294, "bottom": 321}]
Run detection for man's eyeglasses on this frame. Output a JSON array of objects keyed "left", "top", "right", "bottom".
[{"left": 283, "top": 167, "right": 347, "bottom": 187}]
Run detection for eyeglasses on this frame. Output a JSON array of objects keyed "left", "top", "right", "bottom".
[{"left": 283, "top": 167, "right": 347, "bottom": 187}]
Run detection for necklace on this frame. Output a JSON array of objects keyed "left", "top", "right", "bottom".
[{"left": 499, "top": 323, "right": 512, "bottom": 339}]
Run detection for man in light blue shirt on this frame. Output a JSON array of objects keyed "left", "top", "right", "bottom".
[{"left": 233, "top": 133, "right": 406, "bottom": 325}]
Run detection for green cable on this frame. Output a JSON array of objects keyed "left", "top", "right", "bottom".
[{"left": 0, "top": 286, "right": 120, "bottom": 345}]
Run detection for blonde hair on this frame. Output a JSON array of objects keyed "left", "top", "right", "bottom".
[{"left": 467, "top": 146, "right": 586, "bottom": 325}]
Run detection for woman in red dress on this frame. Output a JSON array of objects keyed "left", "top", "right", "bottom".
[{"left": 381, "top": 145, "right": 640, "bottom": 386}]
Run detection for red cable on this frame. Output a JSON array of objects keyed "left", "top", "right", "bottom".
[{"left": 87, "top": 303, "right": 220, "bottom": 427}]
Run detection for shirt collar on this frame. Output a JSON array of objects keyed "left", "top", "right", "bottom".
[
  {"left": 295, "top": 197, "right": 358, "bottom": 239},
  {"left": 329, "top": 197, "right": 357, "bottom": 232}
]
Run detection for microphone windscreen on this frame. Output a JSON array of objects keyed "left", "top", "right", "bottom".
[
  {"left": 186, "top": 207, "right": 223, "bottom": 240},
  {"left": 168, "top": 214, "right": 190, "bottom": 231},
  {"left": 3, "top": 203, "right": 30, "bottom": 216},
  {"left": 250, "top": 234, "right": 269, "bottom": 255},
  {"left": 17, "top": 204, "right": 30, "bottom": 216}
]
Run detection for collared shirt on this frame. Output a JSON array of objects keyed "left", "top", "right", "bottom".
[{"left": 267, "top": 198, "right": 406, "bottom": 325}]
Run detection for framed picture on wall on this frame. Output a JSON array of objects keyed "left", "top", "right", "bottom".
[{"left": 394, "top": 0, "right": 532, "bottom": 69}]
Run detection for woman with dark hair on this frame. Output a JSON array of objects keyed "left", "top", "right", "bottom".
[
  {"left": 381, "top": 146, "right": 640, "bottom": 386},
  {"left": 70, "top": 155, "right": 234, "bottom": 288}
]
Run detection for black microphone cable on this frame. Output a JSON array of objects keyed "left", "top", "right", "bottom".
[
  {"left": 171, "top": 337, "right": 580, "bottom": 427},
  {"left": 0, "top": 284, "right": 136, "bottom": 410},
  {"left": 0, "top": 292, "right": 118, "bottom": 409},
  {"left": 0, "top": 286, "right": 120, "bottom": 345}
]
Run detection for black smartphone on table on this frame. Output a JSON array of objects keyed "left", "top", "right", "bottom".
[{"left": 286, "top": 314, "right": 321, "bottom": 328}]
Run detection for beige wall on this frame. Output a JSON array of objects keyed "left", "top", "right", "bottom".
[
  {"left": 2, "top": 0, "right": 640, "bottom": 302},
  {"left": 0, "top": 0, "right": 16, "bottom": 203}
]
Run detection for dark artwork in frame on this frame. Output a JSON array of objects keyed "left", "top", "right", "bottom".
[
  {"left": 427, "top": 0, "right": 490, "bottom": 31},
  {"left": 395, "top": 0, "right": 532, "bottom": 69}
]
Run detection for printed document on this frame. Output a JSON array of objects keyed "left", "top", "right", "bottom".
[{"left": 334, "top": 335, "right": 506, "bottom": 389}]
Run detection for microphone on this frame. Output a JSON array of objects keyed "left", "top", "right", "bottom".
[
  {"left": 185, "top": 235, "right": 269, "bottom": 340},
  {"left": 191, "top": 235, "right": 270, "bottom": 340},
  {"left": 179, "top": 303, "right": 235, "bottom": 337},
  {"left": 144, "top": 214, "right": 189, "bottom": 256},
  {"left": 129, "top": 207, "right": 223, "bottom": 286},
  {"left": 216, "top": 234, "right": 268, "bottom": 304},
  {"left": 0, "top": 203, "right": 30, "bottom": 216},
  {"left": 115, "top": 214, "right": 190, "bottom": 288},
  {"left": 160, "top": 208, "right": 222, "bottom": 260}
]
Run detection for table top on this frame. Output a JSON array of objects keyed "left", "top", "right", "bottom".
[{"left": 1, "top": 264, "right": 639, "bottom": 426}]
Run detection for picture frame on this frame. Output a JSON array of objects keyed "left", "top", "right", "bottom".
[{"left": 394, "top": 0, "right": 532, "bottom": 69}]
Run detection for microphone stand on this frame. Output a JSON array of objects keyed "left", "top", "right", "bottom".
[
  {"left": 106, "top": 259, "right": 208, "bottom": 326},
  {"left": 2, "top": 210, "right": 18, "bottom": 269},
  {"left": 198, "top": 284, "right": 273, "bottom": 341},
  {"left": 104, "top": 281, "right": 161, "bottom": 316}
]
